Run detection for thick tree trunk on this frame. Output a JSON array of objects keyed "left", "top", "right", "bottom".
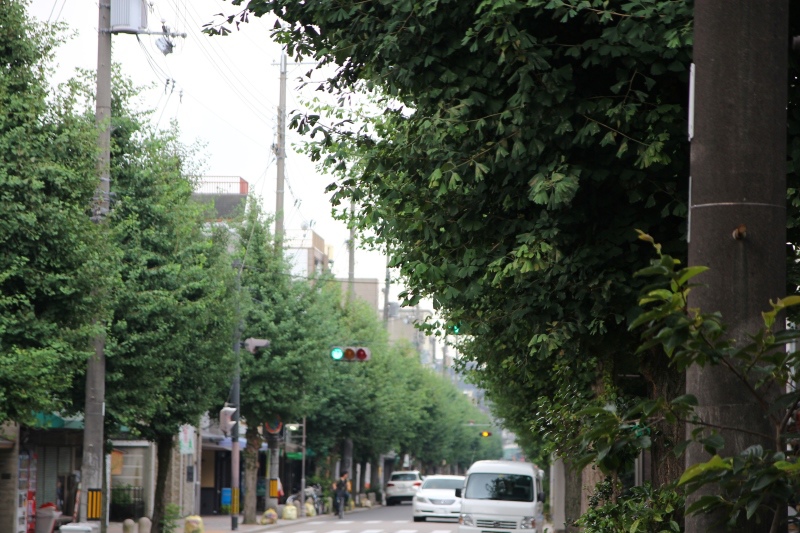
[
  {"left": 151, "top": 433, "right": 174, "bottom": 533},
  {"left": 563, "top": 460, "right": 582, "bottom": 533},
  {"left": 243, "top": 427, "right": 260, "bottom": 523}
]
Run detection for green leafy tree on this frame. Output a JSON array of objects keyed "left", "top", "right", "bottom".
[
  {"left": 0, "top": 3, "right": 107, "bottom": 423},
  {"left": 81, "top": 73, "right": 238, "bottom": 532},
  {"left": 208, "top": 0, "right": 694, "bottom": 491},
  {"left": 234, "top": 198, "right": 343, "bottom": 523}
]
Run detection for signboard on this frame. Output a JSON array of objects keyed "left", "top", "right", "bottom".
[{"left": 179, "top": 425, "right": 195, "bottom": 455}]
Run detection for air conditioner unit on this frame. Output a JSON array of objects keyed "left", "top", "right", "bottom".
[{"left": 110, "top": 0, "right": 148, "bottom": 34}]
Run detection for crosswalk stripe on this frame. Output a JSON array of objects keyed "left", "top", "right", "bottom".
[
  {"left": 393, "top": 520, "right": 409, "bottom": 524},
  {"left": 360, "top": 529, "right": 384, "bottom": 533},
  {"left": 327, "top": 530, "right": 351, "bottom": 533},
  {"left": 396, "top": 529, "right": 419, "bottom": 533},
  {"left": 365, "top": 520, "right": 383, "bottom": 524},
  {"left": 432, "top": 529, "right": 455, "bottom": 533},
  {"left": 308, "top": 521, "right": 327, "bottom": 525}
]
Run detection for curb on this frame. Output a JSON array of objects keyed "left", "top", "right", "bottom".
[{"left": 249, "top": 505, "right": 376, "bottom": 531}]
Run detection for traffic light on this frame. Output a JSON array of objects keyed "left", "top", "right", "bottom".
[
  {"left": 447, "top": 321, "right": 467, "bottom": 335},
  {"left": 330, "top": 346, "right": 371, "bottom": 361},
  {"left": 480, "top": 431, "right": 492, "bottom": 437},
  {"left": 219, "top": 406, "right": 237, "bottom": 435}
]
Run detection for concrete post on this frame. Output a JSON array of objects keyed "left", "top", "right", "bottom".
[
  {"left": 688, "top": 1, "right": 788, "bottom": 531},
  {"left": 137, "top": 517, "right": 151, "bottom": 533}
]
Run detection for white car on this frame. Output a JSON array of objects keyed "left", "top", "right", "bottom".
[
  {"left": 412, "top": 475, "right": 464, "bottom": 522},
  {"left": 385, "top": 470, "right": 423, "bottom": 505}
]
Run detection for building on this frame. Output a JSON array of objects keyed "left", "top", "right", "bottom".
[
  {"left": 284, "top": 228, "right": 333, "bottom": 279},
  {"left": 191, "top": 176, "right": 249, "bottom": 221}
]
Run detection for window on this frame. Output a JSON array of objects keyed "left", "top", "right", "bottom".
[
  {"left": 391, "top": 473, "right": 419, "bottom": 481},
  {"left": 422, "top": 478, "right": 464, "bottom": 490},
  {"left": 464, "top": 473, "right": 533, "bottom": 502}
]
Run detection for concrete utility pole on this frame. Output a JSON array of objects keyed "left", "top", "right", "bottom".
[
  {"left": 275, "top": 53, "right": 287, "bottom": 244},
  {"left": 348, "top": 202, "right": 356, "bottom": 303},
  {"left": 383, "top": 263, "right": 390, "bottom": 328},
  {"left": 687, "top": 2, "right": 788, "bottom": 532},
  {"left": 231, "top": 318, "right": 241, "bottom": 531},
  {"left": 81, "top": 1, "right": 112, "bottom": 525}
]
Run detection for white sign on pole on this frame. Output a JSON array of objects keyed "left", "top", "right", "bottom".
[{"left": 179, "top": 425, "right": 195, "bottom": 455}]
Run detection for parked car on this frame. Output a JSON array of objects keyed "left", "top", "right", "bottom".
[
  {"left": 385, "top": 470, "right": 423, "bottom": 505},
  {"left": 412, "top": 475, "right": 465, "bottom": 522}
]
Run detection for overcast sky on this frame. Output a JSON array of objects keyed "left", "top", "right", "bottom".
[{"left": 27, "top": 0, "right": 397, "bottom": 295}]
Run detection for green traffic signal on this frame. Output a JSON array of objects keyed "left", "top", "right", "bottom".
[
  {"left": 447, "top": 321, "right": 465, "bottom": 335},
  {"left": 331, "top": 347, "right": 344, "bottom": 360}
]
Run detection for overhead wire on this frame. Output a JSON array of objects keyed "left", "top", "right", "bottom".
[
  {"left": 162, "top": 0, "right": 277, "bottom": 122},
  {"left": 50, "top": 0, "right": 68, "bottom": 24}
]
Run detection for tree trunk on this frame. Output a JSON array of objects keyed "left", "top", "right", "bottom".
[
  {"left": 266, "top": 433, "right": 281, "bottom": 511},
  {"left": 242, "top": 427, "right": 260, "bottom": 523},
  {"left": 151, "top": 433, "right": 174, "bottom": 533},
  {"left": 641, "top": 348, "right": 685, "bottom": 489},
  {"left": 563, "top": 460, "right": 582, "bottom": 533}
]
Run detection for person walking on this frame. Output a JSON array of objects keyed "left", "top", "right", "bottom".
[{"left": 332, "top": 471, "right": 349, "bottom": 518}]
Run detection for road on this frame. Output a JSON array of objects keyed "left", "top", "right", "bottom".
[{"left": 270, "top": 504, "right": 458, "bottom": 533}]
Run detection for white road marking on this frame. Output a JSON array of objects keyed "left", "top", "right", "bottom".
[
  {"left": 327, "top": 529, "right": 351, "bottom": 533},
  {"left": 360, "top": 529, "right": 384, "bottom": 533},
  {"left": 364, "top": 520, "right": 383, "bottom": 524},
  {"left": 395, "top": 529, "right": 419, "bottom": 533},
  {"left": 432, "top": 530, "right": 455, "bottom": 533}
]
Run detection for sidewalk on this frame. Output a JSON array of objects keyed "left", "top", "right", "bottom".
[{"left": 105, "top": 508, "right": 358, "bottom": 533}]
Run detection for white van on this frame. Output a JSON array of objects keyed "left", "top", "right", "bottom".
[{"left": 457, "top": 460, "right": 545, "bottom": 533}]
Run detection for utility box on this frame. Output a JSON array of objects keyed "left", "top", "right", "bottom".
[{"left": 111, "top": 0, "right": 148, "bottom": 34}]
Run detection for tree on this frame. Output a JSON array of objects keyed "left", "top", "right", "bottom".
[
  {"left": 211, "top": 0, "right": 693, "bottom": 492},
  {"left": 0, "top": 2, "right": 106, "bottom": 423},
  {"left": 234, "top": 198, "right": 343, "bottom": 523},
  {"left": 88, "top": 73, "right": 237, "bottom": 532}
]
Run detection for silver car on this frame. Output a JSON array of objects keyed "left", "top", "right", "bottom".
[
  {"left": 385, "top": 470, "right": 423, "bottom": 505},
  {"left": 412, "top": 475, "right": 464, "bottom": 522}
]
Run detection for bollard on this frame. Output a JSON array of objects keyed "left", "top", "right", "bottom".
[
  {"left": 184, "top": 515, "right": 204, "bottom": 533},
  {"left": 122, "top": 519, "right": 135, "bottom": 533},
  {"left": 137, "top": 516, "right": 152, "bottom": 533}
]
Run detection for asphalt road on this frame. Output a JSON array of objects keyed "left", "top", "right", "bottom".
[{"left": 272, "top": 503, "right": 459, "bottom": 533}]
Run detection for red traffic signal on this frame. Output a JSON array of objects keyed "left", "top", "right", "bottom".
[
  {"left": 480, "top": 431, "right": 492, "bottom": 437},
  {"left": 331, "top": 346, "right": 371, "bottom": 361}
]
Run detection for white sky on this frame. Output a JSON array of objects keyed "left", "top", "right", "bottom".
[{"left": 27, "top": 0, "right": 400, "bottom": 297}]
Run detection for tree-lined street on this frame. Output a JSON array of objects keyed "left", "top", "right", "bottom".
[{"left": 6, "top": 0, "right": 800, "bottom": 531}]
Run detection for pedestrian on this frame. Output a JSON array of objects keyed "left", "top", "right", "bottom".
[{"left": 332, "top": 471, "right": 349, "bottom": 515}]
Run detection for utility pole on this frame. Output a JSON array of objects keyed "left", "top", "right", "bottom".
[
  {"left": 687, "top": 2, "right": 787, "bottom": 531},
  {"left": 231, "top": 295, "right": 242, "bottom": 531},
  {"left": 383, "top": 262, "right": 390, "bottom": 328},
  {"left": 348, "top": 202, "right": 356, "bottom": 303},
  {"left": 81, "top": 1, "right": 112, "bottom": 526},
  {"left": 275, "top": 53, "right": 287, "bottom": 244}
]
